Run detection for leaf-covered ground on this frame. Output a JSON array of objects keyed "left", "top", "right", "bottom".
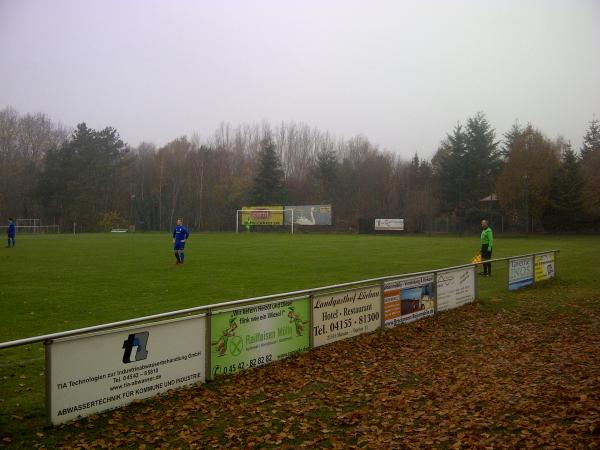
[{"left": 14, "top": 283, "right": 600, "bottom": 449}]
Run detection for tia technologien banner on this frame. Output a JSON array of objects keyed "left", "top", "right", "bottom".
[
  {"left": 48, "top": 315, "right": 206, "bottom": 425},
  {"left": 210, "top": 298, "right": 310, "bottom": 377}
]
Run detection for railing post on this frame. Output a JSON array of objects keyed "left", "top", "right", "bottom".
[
  {"left": 473, "top": 264, "right": 478, "bottom": 301},
  {"left": 433, "top": 271, "right": 438, "bottom": 314},
  {"left": 44, "top": 339, "right": 52, "bottom": 426},
  {"left": 309, "top": 294, "right": 314, "bottom": 349},
  {"left": 379, "top": 281, "right": 385, "bottom": 330},
  {"left": 205, "top": 309, "right": 212, "bottom": 381}
]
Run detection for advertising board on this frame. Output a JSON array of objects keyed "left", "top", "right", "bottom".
[
  {"left": 384, "top": 274, "right": 435, "bottom": 328},
  {"left": 534, "top": 252, "right": 555, "bottom": 282},
  {"left": 436, "top": 267, "right": 476, "bottom": 311},
  {"left": 210, "top": 298, "right": 310, "bottom": 378},
  {"left": 284, "top": 205, "right": 332, "bottom": 226},
  {"left": 508, "top": 256, "right": 534, "bottom": 290},
  {"left": 241, "top": 206, "right": 284, "bottom": 225},
  {"left": 312, "top": 286, "right": 382, "bottom": 347},
  {"left": 48, "top": 315, "right": 206, "bottom": 425},
  {"left": 374, "top": 219, "right": 404, "bottom": 231}
]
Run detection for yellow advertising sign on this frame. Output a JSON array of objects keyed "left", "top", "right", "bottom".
[
  {"left": 241, "top": 206, "right": 284, "bottom": 225},
  {"left": 534, "top": 253, "right": 555, "bottom": 282}
]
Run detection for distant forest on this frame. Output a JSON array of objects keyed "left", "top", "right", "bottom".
[{"left": 1, "top": 106, "right": 599, "bottom": 233}]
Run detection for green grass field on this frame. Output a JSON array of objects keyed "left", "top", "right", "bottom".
[{"left": 1, "top": 232, "right": 599, "bottom": 446}]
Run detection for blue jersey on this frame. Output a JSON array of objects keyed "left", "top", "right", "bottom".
[
  {"left": 7, "top": 222, "right": 15, "bottom": 237},
  {"left": 173, "top": 225, "right": 189, "bottom": 242}
]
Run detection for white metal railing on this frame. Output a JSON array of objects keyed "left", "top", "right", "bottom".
[{"left": 0, "top": 250, "right": 559, "bottom": 350}]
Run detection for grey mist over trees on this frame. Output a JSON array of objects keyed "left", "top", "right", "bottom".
[{"left": 1, "top": 106, "right": 599, "bottom": 233}]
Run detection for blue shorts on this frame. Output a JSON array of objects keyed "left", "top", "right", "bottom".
[{"left": 174, "top": 241, "right": 185, "bottom": 251}]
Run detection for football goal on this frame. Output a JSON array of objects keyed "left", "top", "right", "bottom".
[
  {"left": 235, "top": 208, "right": 294, "bottom": 234},
  {"left": 2, "top": 219, "right": 60, "bottom": 234}
]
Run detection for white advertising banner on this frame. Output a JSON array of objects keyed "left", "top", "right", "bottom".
[
  {"left": 508, "top": 256, "right": 534, "bottom": 291},
  {"left": 384, "top": 274, "right": 435, "bottom": 328},
  {"left": 312, "top": 286, "right": 382, "bottom": 348},
  {"left": 284, "top": 205, "right": 332, "bottom": 226},
  {"left": 374, "top": 218, "right": 404, "bottom": 231},
  {"left": 436, "top": 267, "right": 476, "bottom": 312},
  {"left": 48, "top": 315, "right": 206, "bottom": 425},
  {"left": 534, "top": 252, "right": 555, "bottom": 282}
]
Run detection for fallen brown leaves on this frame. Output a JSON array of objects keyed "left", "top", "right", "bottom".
[{"left": 31, "top": 288, "right": 600, "bottom": 449}]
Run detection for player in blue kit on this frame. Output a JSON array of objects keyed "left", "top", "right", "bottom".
[
  {"left": 6, "top": 218, "right": 16, "bottom": 248},
  {"left": 172, "top": 218, "right": 190, "bottom": 265}
]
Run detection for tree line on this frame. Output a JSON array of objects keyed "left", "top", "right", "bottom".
[{"left": 1, "top": 105, "right": 598, "bottom": 233}]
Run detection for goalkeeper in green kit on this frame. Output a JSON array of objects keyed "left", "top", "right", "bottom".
[{"left": 479, "top": 219, "right": 493, "bottom": 276}]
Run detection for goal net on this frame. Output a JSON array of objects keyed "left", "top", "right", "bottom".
[{"left": 236, "top": 208, "right": 294, "bottom": 234}]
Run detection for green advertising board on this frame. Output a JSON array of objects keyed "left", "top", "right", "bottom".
[{"left": 210, "top": 298, "right": 310, "bottom": 378}]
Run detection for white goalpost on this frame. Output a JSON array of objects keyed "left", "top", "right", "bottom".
[
  {"left": 1, "top": 219, "right": 60, "bottom": 234},
  {"left": 236, "top": 209, "right": 294, "bottom": 234}
]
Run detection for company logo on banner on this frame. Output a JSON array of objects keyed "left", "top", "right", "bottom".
[
  {"left": 48, "top": 315, "right": 206, "bottom": 425},
  {"left": 210, "top": 298, "right": 310, "bottom": 377},
  {"left": 241, "top": 206, "right": 284, "bottom": 225},
  {"left": 284, "top": 205, "right": 332, "bottom": 226},
  {"left": 374, "top": 219, "right": 404, "bottom": 231},
  {"left": 384, "top": 274, "right": 434, "bottom": 328},
  {"left": 534, "top": 253, "right": 555, "bottom": 282},
  {"left": 508, "top": 256, "right": 534, "bottom": 291},
  {"left": 122, "top": 332, "right": 149, "bottom": 363},
  {"left": 436, "top": 267, "right": 476, "bottom": 311},
  {"left": 312, "top": 286, "right": 382, "bottom": 347}
]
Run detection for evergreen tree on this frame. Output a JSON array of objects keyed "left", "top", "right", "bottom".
[
  {"left": 502, "top": 121, "right": 524, "bottom": 158},
  {"left": 580, "top": 118, "right": 600, "bottom": 220},
  {"left": 464, "top": 112, "right": 501, "bottom": 205},
  {"left": 581, "top": 118, "right": 600, "bottom": 162},
  {"left": 432, "top": 123, "right": 468, "bottom": 216},
  {"left": 433, "top": 113, "right": 500, "bottom": 225},
  {"left": 250, "top": 138, "right": 287, "bottom": 204},
  {"left": 543, "top": 146, "right": 585, "bottom": 229},
  {"left": 38, "top": 123, "right": 127, "bottom": 228}
]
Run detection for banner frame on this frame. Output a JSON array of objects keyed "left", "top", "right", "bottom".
[
  {"left": 45, "top": 313, "right": 207, "bottom": 424},
  {"left": 205, "top": 310, "right": 212, "bottom": 381}
]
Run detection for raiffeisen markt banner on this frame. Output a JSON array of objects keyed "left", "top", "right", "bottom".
[
  {"left": 312, "top": 286, "right": 382, "bottom": 347},
  {"left": 241, "top": 206, "right": 284, "bottom": 225},
  {"left": 47, "top": 315, "right": 206, "bottom": 425},
  {"left": 210, "top": 298, "right": 310, "bottom": 378}
]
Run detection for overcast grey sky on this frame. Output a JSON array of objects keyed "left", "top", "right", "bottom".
[{"left": 1, "top": 0, "right": 599, "bottom": 158}]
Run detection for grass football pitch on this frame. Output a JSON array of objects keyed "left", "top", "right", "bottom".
[{"left": 0, "top": 232, "right": 599, "bottom": 444}]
